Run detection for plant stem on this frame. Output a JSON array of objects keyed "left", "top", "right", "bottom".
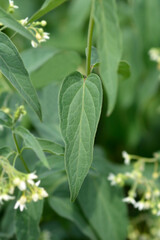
[
  {"left": 86, "top": 0, "right": 95, "bottom": 76},
  {"left": 12, "top": 132, "right": 30, "bottom": 173}
]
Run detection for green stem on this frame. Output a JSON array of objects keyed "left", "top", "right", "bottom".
[
  {"left": 86, "top": 0, "right": 95, "bottom": 76},
  {"left": 12, "top": 132, "right": 30, "bottom": 173}
]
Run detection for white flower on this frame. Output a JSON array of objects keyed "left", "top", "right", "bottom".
[
  {"left": 19, "top": 17, "right": 28, "bottom": 26},
  {"left": 39, "top": 188, "right": 48, "bottom": 198},
  {"left": 122, "top": 151, "right": 130, "bottom": 165},
  {"left": 123, "top": 197, "right": 136, "bottom": 206},
  {"left": 108, "top": 173, "right": 116, "bottom": 185},
  {"left": 13, "top": 178, "right": 26, "bottom": 191},
  {"left": 27, "top": 172, "right": 38, "bottom": 185},
  {"left": 135, "top": 201, "right": 145, "bottom": 211},
  {"left": 13, "top": 177, "right": 21, "bottom": 185},
  {"left": 35, "top": 180, "right": 41, "bottom": 186},
  {"left": 39, "top": 32, "right": 50, "bottom": 43},
  {"left": 14, "top": 196, "right": 27, "bottom": 211},
  {"left": 18, "top": 181, "right": 26, "bottom": 191},
  {"left": 31, "top": 41, "right": 38, "bottom": 48},
  {"left": 9, "top": 0, "right": 19, "bottom": 9},
  {"left": 43, "top": 32, "right": 50, "bottom": 40},
  {"left": 32, "top": 193, "right": 39, "bottom": 202},
  {"left": 157, "top": 211, "right": 160, "bottom": 216},
  {"left": 0, "top": 194, "right": 15, "bottom": 203}
]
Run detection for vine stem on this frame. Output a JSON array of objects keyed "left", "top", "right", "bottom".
[
  {"left": 12, "top": 132, "right": 30, "bottom": 173},
  {"left": 86, "top": 0, "right": 95, "bottom": 76}
]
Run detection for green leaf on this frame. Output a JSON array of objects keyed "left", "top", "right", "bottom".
[
  {"left": 94, "top": 0, "right": 122, "bottom": 115},
  {"left": 49, "top": 195, "right": 97, "bottom": 240},
  {"left": 14, "top": 126, "right": 49, "bottom": 168},
  {"left": 59, "top": 72, "right": 103, "bottom": 201},
  {"left": 0, "top": 32, "right": 42, "bottom": 120},
  {"left": 21, "top": 47, "right": 59, "bottom": 74},
  {"left": 29, "top": 0, "right": 67, "bottom": 23},
  {"left": 30, "top": 51, "right": 82, "bottom": 89},
  {"left": 78, "top": 176, "right": 128, "bottom": 240},
  {"left": 0, "top": 8, "right": 37, "bottom": 42},
  {"left": 37, "top": 138, "right": 64, "bottom": 156},
  {"left": 86, "top": 46, "right": 100, "bottom": 68},
  {"left": 0, "top": 110, "right": 12, "bottom": 128},
  {"left": 15, "top": 201, "right": 43, "bottom": 240},
  {"left": 0, "top": 146, "right": 15, "bottom": 158},
  {"left": 118, "top": 61, "right": 131, "bottom": 81}
]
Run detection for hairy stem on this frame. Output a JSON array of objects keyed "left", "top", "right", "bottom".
[
  {"left": 86, "top": 0, "right": 95, "bottom": 76},
  {"left": 12, "top": 132, "right": 30, "bottom": 173}
]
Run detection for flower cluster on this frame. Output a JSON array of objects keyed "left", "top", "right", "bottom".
[
  {"left": 149, "top": 48, "right": 160, "bottom": 70},
  {"left": 108, "top": 151, "right": 160, "bottom": 216},
  {"left": 19, "top": 17, "right": 50, "bottom": 48},
  {"left": 8, "top": 0, "right": 18, "bottom": 13},
  {"left": 0, "top": 156, "right": 48, "bottom": 211},
  {"left": 128, "top": 215, "right": 160, "bottom": 240}
]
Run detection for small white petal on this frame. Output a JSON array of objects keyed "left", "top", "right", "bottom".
[
  {"left": 28, "top": 172, "right": 38, "bottom": 180},
  {"left": 32, "top": 193, "right": 39, "bottom": 202},
  {"left": 122, "top": 151, "right": 130, "bottom": 165},
  {"left": 39, "top": 188, "right": 48, "bottom": 198},
  {"left": 123, "top": 197, "right": 136, "bottom": 206},
  {"left": 31, "top": 41, "right": 38, "bottom": 48},
  {"left": 18, "top": 181, "right": 26, "bottom": 191},
  {"left": 35, "top": 180, "right": 41, "bottom": 186}
]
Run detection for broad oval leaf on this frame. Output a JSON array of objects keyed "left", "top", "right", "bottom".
[
  {"left": 29, "top": 0, "right": 67, "bottom": 23},
  {"left": 14, "top": 126, "right": 49, "bottom": 168},
  {"left": 0, "top": 8, "right": 37, "bottom": 42},
  {"left": 59, "top": 71, "right": 103, "bottom": 201},
  {"left": 94, "top": 0, "right": 122, "bottom": 115},
  {"left": 0, "top": 32, "right": 42, "bottom": 120}
]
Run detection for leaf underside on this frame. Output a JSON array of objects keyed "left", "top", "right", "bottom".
[{"left": 59, "top": 71, "right": 102, "bottom": 201}]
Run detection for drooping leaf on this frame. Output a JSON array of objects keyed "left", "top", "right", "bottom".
[
  {"left": 94, "top": 0, "right": 122, "bottom": 115},
  {"left": 0, "top": 32, "right": 42, "bottom": 120},
  {"left": 59, "top": 71, "right": 103, "bottom": 201},
  {"left": 15, "top": 201, "right": 43, "bottom": 240},
  {"left": 0, "top": 110, "right": 12, "bottom": 128},
  {"left": 78, "top": 176, "right": 128, "bottom": 240},
  {"left": 0, "top": 8, "right": 37, "bottom": 42},
  {"left": 14, "top": 126, "right": 49, "bottom": 168},
  {"left": 49, "top": 195, "right": 97, "bottom": 240},
  {"left": 37, "top": 138, "right": 64, "bottom": 156},
  {"left": 29, "top": 0, "right": 67, "bottom": 23},
  {"left": 118, "top": 61, "right": 131, "bottom": 81}
]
